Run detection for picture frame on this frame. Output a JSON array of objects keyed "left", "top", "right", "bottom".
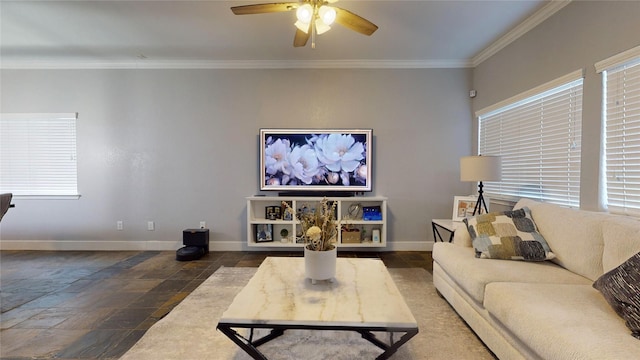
[
  {"left": 256, "top": 224, "right": 273, "bottom": 242},
  {"left": 265, "top": 206, "right": 281, "bottom": 220},
  {"left": 281, "top": 201, "right": 293, "bottom": 221},
  {"left": 452, "top": 196, "right": 487, "bottom": 221}
]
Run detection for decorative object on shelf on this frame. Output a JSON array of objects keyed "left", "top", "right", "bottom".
[
  {"left": 283, "top": 197, "right": 338, "bottom": 283},
  {"left": 281, "top": 201, "right": 294, "bottom": 220},
  {"left": 280, "top": 228, "right": 289, "bottom": 243},
  {"left": 256, "top": 224, "right": 273, "bottom": 242},
  {"left": 372, "top": 228, "right": 381, "bottom": 243},
  {"left": 362, "top": 206, "right": 382, "bottom": 220},
  {"left": 452, "top": 196, "right": 485, "bottom": 221},
  {"left": 265, "top": 205, "right": 281, "bottom": 220},
  {"left": 347, "top": 203, "right": 362, "bottom": 220},
  {"left": 460, "top": 155, "right": 502, "bottom": 215},
  {"left": 341, "top": 225, "right": 361, "bottom": 244}
]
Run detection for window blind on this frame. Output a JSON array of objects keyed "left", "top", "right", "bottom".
[
  {"left": 477, "top": 74, "right": 583, "bottom": 207},
  {"left": 601, "top": 54, "right": 640, "bottom": 216},
  {"left": 0, "top": 113, "right": 78, "bottom": 197}
]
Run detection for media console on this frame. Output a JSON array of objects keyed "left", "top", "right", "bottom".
[{"left": 246, "top": 195, "right": 387, "bottom": 248}]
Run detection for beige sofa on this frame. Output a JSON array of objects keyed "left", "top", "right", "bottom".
[{"left": 433, "top": 198, "right": 640, "bottom": 359}]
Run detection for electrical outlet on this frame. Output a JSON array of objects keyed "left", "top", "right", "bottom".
[
  {"left": 200, "top": 221, "right": 206, "bottom": 229},
  {"left": 117, "top": 221, "right": 123, "bottom": 230},
  {"left": 147, "top": 221, "right": 155, "bottom": 231}
]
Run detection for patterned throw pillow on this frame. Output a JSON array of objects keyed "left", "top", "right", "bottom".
[
  {"left": 464, "top": 207, "right": 554, "bottom": 261},
  {"left": 593, "top": 252, "right": 640, "bottom": 339}
]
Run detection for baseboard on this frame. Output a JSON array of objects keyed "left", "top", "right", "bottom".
[
  {"left": 0, "top": 240, "right": 432, "bottom": 252},
  {"left": 0, "top": 240, "right": 183, "bottom": 251}
]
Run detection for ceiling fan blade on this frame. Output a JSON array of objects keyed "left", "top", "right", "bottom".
[
  {"left": 293, "top": 26, "right": 311, "bottom": 47},
  {"left": 231, "top": 2, "right": 298, "bottom": 15},
  {"left": 334, "top": 7, "right": 378, "bottom": 36}
]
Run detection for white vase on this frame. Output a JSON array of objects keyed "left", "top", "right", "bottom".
[{"left": 304, "top": 245, "right": 337, "bottom": 284}]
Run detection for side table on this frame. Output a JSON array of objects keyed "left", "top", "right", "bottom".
[{"left": 431, "top": 219, "right": 462, "bottom": 243}]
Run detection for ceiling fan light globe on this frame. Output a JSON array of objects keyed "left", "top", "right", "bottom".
[
  {"left": 296, "top": 4, "right": 313, "bottom": 23},
  {"left": 315, "top": 20, "right": 331, "bottom": 34},
  {"left": 294, "top": 20, "right": 310, "bottom": 34},
  {"left": 318, "top": 6, "right": 336, "bottom": 25}
]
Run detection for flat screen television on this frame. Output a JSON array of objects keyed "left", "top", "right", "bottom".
[{"left": 260, "top": 128, "right": 372, "bottom": 194}]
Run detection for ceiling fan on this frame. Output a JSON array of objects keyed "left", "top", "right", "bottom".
[{"left": 230, "top": 0, "right": 378, "bottom": 48}]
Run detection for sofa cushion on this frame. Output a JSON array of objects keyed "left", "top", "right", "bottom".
[
  {"left": 514, "top": 199, "right": 606, "bottom": 281},
  {"left": 432, "top": 242, "right": 590, "bottom": 303},
  {"left": 602, "top": 216, "right": 640, "bottom": 272},
  {"left": 593, "top": 252, "right": 640, "bottom": 339},
  {"left": 464, "top": 207, "right": 554, "bottom": 261},
  {"left": 484, "top": 282, "right": 640, "bottom": 359},
  {"left": 452, "top": 221, "right": 472, "bottom": 247}
]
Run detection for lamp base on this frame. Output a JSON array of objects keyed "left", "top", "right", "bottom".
[{"left": 472, "top": 181, "right": 489, "bottom": 216}]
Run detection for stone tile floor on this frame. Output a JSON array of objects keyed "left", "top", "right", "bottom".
[{"left": 0, "top": 250, "right": 432, "bottom": 359}]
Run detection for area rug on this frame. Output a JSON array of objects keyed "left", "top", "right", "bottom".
[{"left": 120, "top": 266, "right": 494, "bottom": 360}]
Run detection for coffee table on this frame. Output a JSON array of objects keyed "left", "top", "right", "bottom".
[{"left": 216, "top": 257, "right": 419, "bottom": 360}]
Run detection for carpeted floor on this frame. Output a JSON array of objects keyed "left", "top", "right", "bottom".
[{"left": 120, "top": 266, "right": 494, "bottom": 360}]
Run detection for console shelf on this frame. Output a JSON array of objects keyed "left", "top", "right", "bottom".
[{"left": 247, "top": 196, "right": 387, "bottom": 248}]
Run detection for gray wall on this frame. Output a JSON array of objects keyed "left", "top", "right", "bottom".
[
  {"left": 473, "top": 1, "right": 640, "bottom": 212},
  {"left": 7, "top": 1, "right": 633, "bottom": 250},
  {"left": 0, "top": 68, "right": 473, "bottom": 250}
]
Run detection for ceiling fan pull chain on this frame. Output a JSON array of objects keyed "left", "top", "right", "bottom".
[{"left": 311, "top": 18, "right": 316, "bottom": 49}]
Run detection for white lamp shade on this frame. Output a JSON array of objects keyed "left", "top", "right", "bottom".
[{"left": 460, "top": 156, "right": 502, "bottom": 182}]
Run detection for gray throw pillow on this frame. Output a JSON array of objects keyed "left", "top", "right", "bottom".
[{"left": 593, "top": 251, "right": 640, "bottom": 339}]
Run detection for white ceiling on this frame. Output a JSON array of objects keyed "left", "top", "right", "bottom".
[{"left": 0, "top": 0, "right": 569, "bottom": 69}]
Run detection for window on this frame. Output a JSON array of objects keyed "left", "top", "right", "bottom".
[
  {"left": 477, "top": 70, "right": 584, "bottom": 207},
  {"left": 0, "top": 113, "right": 79, "bottom": 197},
  {"left": 597, "top": 46, "right": 640, "bottom": 216}
]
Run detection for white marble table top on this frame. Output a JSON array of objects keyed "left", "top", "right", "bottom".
[{"left": 219, "top": 257, "right": 418, "bottom": 329}]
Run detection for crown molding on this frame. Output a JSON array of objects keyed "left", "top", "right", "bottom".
[
  {"left": 0, "top": 58, "right": 473, "bottom": 70},
  {"left": 471, "top": 0, "right": 572, "bottom": 67}
]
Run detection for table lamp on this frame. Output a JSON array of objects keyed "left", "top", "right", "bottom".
[{"left": 460, "top": 155, "right": 502, "bottom": 215}]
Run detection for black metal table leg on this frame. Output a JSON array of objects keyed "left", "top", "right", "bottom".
[
  {"left": 358, "top": 328, "right": 419, "bottom": 360},
  {"left": 432, "top": 222, "right": 441, "bottom": 242},
  {"left": 432, "top": 222, "right": 454, "bottom": 242},
  {"left": 216, "top": 324, "right": 269, "bottom": 360},
  {"left": 218, "top": 323, "right": 418, "bottom": 360},
  {"left": 376, "top": 329, "right": 419, "bottom": 359}
]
